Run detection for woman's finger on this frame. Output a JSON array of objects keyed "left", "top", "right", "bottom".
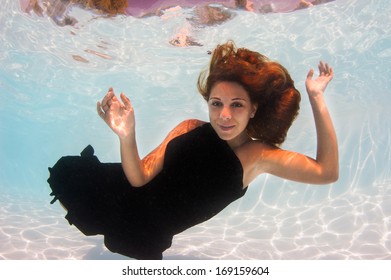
[
  {"left": 318, "top": 61, "right": 333, "bottom": 77},
  {"left": 97, "top": 101, "right": 105, "bottom": 119},
  {"left": 324, "top": 62, "right": 330, "bottom": 73},
  {"left": 120, "top": 92, "right": 132, "bottom": 110},
  {"left": 318, "top": 61, "right": 326, "bottom": 74},
  {"left": 328, "top": 65, "right": 334, "bottom": 77},
  {"left": 306, "top": 68, "right": 314, "bottom": 81},
  {"left": 101, "top": 88, "right": 114, "bottom": 107}
]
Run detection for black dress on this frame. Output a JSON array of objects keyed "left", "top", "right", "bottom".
[{"left": 47, "top": 123, "right": 247, "bottom": 259}]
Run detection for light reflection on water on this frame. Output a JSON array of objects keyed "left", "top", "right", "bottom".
[{"left": 0, "top": 0, "right": 391, "bottom": 259}]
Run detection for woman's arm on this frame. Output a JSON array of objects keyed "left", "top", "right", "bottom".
[
  {"left": 305, "top": 61, "right": 339, "bottom": 182},
  {"left": 97, "top": 88, "right": 144, "bottom": 186},
  {"left": 258, "top": 62, "right": 339, "bottom": 184},
  {"left": 97, "top": 88, "right": 204, "bottom": 187}
]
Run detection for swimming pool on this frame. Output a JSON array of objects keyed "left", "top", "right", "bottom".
[{"left": 1, "top": 0, "right": 390, "bottom": 260}]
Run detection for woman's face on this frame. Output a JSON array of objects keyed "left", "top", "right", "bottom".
[{"left": 208, "top": 81, "right": 257, "bottom": 148}]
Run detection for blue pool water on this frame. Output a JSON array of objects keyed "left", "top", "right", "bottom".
[{"left": 0, "top": 0, "right": 390, "bottom": 259}]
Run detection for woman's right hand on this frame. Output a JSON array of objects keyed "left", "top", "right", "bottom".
[
  {"left": 305, "top": 61, "right": 334, "bottom": 99},
  {"left": 97, "top": 88, "right": 135, "bottom": 140}
]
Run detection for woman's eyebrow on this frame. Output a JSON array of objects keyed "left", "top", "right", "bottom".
[{"left": 209, "top": 97, "right": 247, "bottom": 101}]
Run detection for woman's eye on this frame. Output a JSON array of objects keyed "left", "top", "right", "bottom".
[
  {"left": 211, "top": 101, "right": 222, "bottom": 107},
  {"left": 232, "top": 103, "right": 243, "bottom": 108}
]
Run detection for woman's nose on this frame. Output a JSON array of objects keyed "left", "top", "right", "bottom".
[{"left": 220, "top": 106, "right": 231, "bottom": 120}]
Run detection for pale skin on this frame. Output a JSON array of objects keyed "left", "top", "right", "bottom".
[{"left": 97, "top": 61, "right": 338, "bottom": 188}]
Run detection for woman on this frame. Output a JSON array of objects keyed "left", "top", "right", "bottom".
[{"left": 48, "top": 41, "right": 338, "bottom": 259}]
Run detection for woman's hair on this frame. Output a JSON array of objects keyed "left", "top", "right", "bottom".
[{"left": 198, "top": 41, "right": 301, "bottom": 146}]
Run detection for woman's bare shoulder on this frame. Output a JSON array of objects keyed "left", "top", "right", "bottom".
[
  {"left": 166, "top": 119, "right": 206, "bottom": 140},
  {"left": 235, "top": 140, "right": 278, "bottom": 170},
  {"left": 174, "top": 119, "right": 206, "bottom": 133},
  {"left": 235, "top": 140, "right": 280, "bottom": 186},
  {"left": 242, "top": 139, "right": 277, "bottom": 153},
  {"left": 140, "top": 119, "right": 206, "bottom": 175}
]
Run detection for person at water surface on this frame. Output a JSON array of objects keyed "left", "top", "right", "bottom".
[{"left": 48, "top": 41, "right": 338, "bottom": 259}]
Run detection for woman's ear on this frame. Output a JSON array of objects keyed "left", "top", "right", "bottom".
[{"left": 251, "top": 104, "right": 258, "bottom": 118}]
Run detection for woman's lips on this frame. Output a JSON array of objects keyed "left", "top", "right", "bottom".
[{"left": 218, "top": 124, "right": 235, "bottom": 131}]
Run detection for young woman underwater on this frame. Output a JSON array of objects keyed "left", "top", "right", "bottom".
[{"left": 47, "top": 41, "right": 338, "bottom": 260}]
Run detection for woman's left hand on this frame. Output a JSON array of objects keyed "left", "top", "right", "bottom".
[
  {"left": 305, "top": 61, "right": 333, "bottom": 98},
  {"left": 97, "top": 88, "right": 135, "bottom": 140}
]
